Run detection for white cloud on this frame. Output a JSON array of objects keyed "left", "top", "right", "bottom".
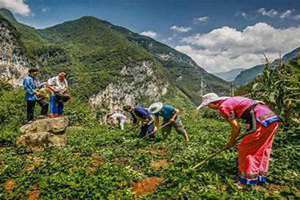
[
  {"left": 280, "top": 9, "right": 292, "bottom": 19},
  {"left": 241, "top": 12, "right": 247, "bottom": 18},
  {"left": 293, "top": 14, "right": 300, "bottom": 20},
  {"left": 175, "top": 23, "right": 300, "bottom": 73},
  {"left": 140, "top": 31, "right": 157, "bottom": 38},
  {"left": 0, "top": 0, "right": 30, "bottom": 16},
  {"left": 250, "top": 8, "right": 300, "bottom": 20},
  {"left": 257, "top": 8, "right": 300, "bottom": 20},
  {"left": 195, "top": 16, "right": 209, "bottom": 23},
  {"left": 170, "top": 25, "right": 192, "bottom": 33},
  {"left": 235, "top": 11, "right": 248, "bottom": 19},
  {"left": 257, "top": 8, "right": 278, "bottom": 17},
  {"left": 41, "top": 7, "right": 49, "bottom": 12}
]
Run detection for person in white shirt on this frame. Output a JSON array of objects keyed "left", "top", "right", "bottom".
[
  {"left": 106, "top": 111, "right": 127, "bottom": 130},
  {"left": 47, "top": 72, "right": 69, "bottom": 117}
]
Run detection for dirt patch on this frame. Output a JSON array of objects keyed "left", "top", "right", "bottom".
[
  {"left": 4, "top": 179, "right": 16, "bottom": 193},
  {"left": 265, "top": 184, "right": 290, "bottom": 194},
  {"left": 150, "top": 159, "right": 169, "bottom": 171},
  {"left": 0, "top": 159, "right": 4, "bottom": 168},
  {"left": 132, "top": 177, "right": 164, "bottom": 197},
  {"left": 28, "top": 184, "right": 40, "bottom": 200},
  {"left": 139, "top": 147, "right": 168, "bottom": 156},
  {"left": 113, "top": 157, "right": 130, "bottom": 166},
  {"left": 87, "top": 154, "right": 105, "bottom": 173}
]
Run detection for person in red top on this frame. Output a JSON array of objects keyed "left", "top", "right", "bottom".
[{"left": 197, "top": 93, "right": 281, "bottom": 186}]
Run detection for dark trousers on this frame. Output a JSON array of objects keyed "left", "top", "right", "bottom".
[
  {"left": 26, "top": 100, "right": 49, "bottom": 122},
  {"left": 139, "top": 122, "right": 155, "bottom": 138}
]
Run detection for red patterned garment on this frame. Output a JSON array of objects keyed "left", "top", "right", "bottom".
[{"left": 217, "top": 97, "right": 280, "bottom": 185}]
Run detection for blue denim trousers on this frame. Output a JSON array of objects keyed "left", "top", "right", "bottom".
[{"left": 50, "top": 95, "right": 64, "bottom": 115}]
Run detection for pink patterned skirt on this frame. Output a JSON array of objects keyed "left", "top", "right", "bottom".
[{"left": 238, "top": 122, "right": 280, "bottom": 185}]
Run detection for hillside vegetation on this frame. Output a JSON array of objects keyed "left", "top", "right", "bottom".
[
  {"left": 236, "top": 54, "right": 300, "bottom": 135},
  {"left": 0, "top": 9, "right": 230, "bottom": 107},
  {"left": 111, "top": 24, "right": 230, "bottom": 103}
]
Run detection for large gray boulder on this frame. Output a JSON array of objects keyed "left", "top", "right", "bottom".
[{"left": 17, "top": 117, "right": 69, "bottom": 151}]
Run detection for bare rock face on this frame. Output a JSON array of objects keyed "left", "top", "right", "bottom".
[
  {"left": 0, "top": 20, "right": 29, "bottom": 86},
  {"left": 17, "top": 117, "right": 69, "bottom": 151},
  {"left": 89, "top": 61, "right": 168, "bottom": 115}
]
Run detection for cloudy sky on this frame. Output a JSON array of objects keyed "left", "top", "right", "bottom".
[{"left": 1, "top": 0, "right": 300, "bottom": 73}]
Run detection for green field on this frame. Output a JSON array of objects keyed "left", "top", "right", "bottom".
[
  {"left": 0, "top": 108, "right": 299, "bottom": 199},
  {"left": 0, "top": 7, "right": 299, "bottom": 200}
]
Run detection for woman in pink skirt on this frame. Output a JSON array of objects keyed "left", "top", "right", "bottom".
[{"left": 197, "top": 93, "right": 281, "bottom": 186}]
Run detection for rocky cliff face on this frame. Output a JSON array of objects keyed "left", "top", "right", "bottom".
[
  {"left": 0, "top": 19, "right": 29, "bottom": 86},
  {"left": 89, "top": 61, "right": 168, "bottom": 113}
]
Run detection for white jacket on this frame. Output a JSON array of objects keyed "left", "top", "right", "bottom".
[{"left": 47, "top": 76, "right": 68, "bottom": 93}]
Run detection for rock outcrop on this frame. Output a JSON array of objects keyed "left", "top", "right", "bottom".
[
  {"left": 89, "top": 61, "right": 168, "bottom": 113},
  {"left": 0, "top": 19, "right": 29, "bottom": 86},
  {"left": 17, "top": 117, "right": 69, "bottom": 151}
]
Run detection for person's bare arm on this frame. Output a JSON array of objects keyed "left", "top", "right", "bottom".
[
  {"left": 155, "top": 116, "right": 160, "bottom": 129},
  {"left": 46, "top": 83, "right": 57, "bottom": 93},
  {"left": 170, "top": 109, "right": 179, "bottom": 122},
  {"left": 225, "top": 119, "right": 241, "bottom": 148}
]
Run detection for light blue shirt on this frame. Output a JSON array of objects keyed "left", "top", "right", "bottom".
[{"left": 23, "top": 75, "right": 37, "bottom": 101}]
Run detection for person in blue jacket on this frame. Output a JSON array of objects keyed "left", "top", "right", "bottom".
[
  {"left": 23, "top": 68, "right": 48, "bottom": 122},
  {"left": 123, "top": 105, "right": 157, "bottom": 138}
]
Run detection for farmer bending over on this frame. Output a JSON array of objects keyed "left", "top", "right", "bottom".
[
  {"left": 149, "top": 102, "right": 189, "bottom": 142},
  {"left": 123, "top": 105, "right": 157, "bottom": 139},
  {"left": 197, "top": 93, "right": 280, "bottom": 187},
  {"left": 106, "top": 110, "right": 127, "bottom": 130}
]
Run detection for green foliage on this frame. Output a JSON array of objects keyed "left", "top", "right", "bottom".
[
  {"left": 199, "top": 108, "right": 223, "bottom": 120},
  {"left": 64, "top": 98, "right": 98, "bottom": 127},
  {"left": 0, "top": 84, "right": 298, "bottom": 199},
  {"left": 0, "top": 87, "right": 98, "bottom": 144},
  {"left": 0, "top": 9, "right": 299, "bottom": 199},
  {"left": 0, "top": 84, "right": 25, "bottom": 144},
  {"left": 0, "top": 9, "right": 229, "bottom": 106},
  {"left": 0, "top": 113, "right": 299, "bottom": 199},
  {"left": 250, "top": 60, "right": 300, "bottom": 137},
  {"left": 36, "top": 16, "right": 167, "bottom": 100}
]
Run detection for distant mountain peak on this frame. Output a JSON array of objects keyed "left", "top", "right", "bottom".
[
  {"left": 233, "top": 47, "right": 300, "bottom": 86},
  {"left": 0, "top": 8, "right": 17, "bottom": 22},
  {"left": 215, "top": 68, "right": 244, "bottom": 82}
]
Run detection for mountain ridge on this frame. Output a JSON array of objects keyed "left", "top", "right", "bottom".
[
  {"left": 234, "top": 47, "right": 300, "bottom": 86},
  {"left": 41, "top": 15, "right": 230, "bottom": 103},
  {"left": 107, "top": 21, "right": 230, "bottom": 102},
  {"left": 0, "top": 9, "right": 230, "bottom": 113},
  {"left": 215, "top": 68, "right": 244, "bottom": 82}
]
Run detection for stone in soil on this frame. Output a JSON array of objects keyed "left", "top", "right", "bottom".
[{"left": 17, "top": 117, "right": 69, "bottom": 152}]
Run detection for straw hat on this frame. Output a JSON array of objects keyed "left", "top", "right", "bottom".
[
  {"left": 149, "top": 102, "right": 163, "bottom": 114},
  {"left": 197, "top": 93, "right": 229, "bottom": 110}
]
